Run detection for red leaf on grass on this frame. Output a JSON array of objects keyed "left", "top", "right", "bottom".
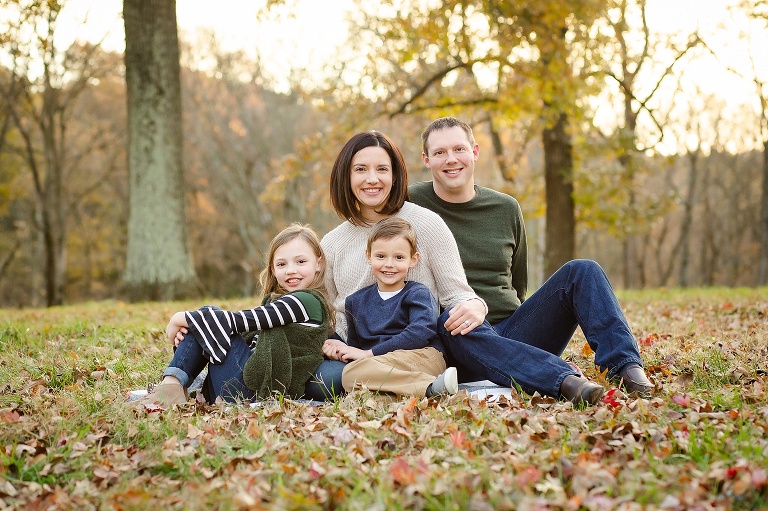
[
  {"left": 390, "top": 457, "right": 415, "bottom": 486},
  {"left": 515, "top": 466, "right": 543, "bottom": 488},
  {"left": 308, "top": 461, "right": 326, "bottom": 481},
  {"left": 639, "top": 333, "right": 658, "bottom": 346},
  {"left": 602, "top": 388, "right": 621, "bottom": 408},
  {"left": 450, "top": 430, "right": 469, "bottom": 450},
  {"left": 671, "top": 394, "right": 691, "bottom": 407},
  {"left": 1, "top": 410, "right": 21, "bottom": 423}
]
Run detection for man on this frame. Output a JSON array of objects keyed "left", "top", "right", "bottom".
[{"left": 408, "top": 116, "right": 653, "bottom": 400}]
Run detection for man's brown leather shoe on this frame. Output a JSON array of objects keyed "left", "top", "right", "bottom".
[
  {"left": 620, "top": 365, "right": 654, "bottom": 395},
  {"left": 560, "top": 375, "right": 605, "bottom": 406}
]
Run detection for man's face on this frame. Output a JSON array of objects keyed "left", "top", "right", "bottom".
[{"left": 422, "top": 126, "right": 479, "bottom": 201}]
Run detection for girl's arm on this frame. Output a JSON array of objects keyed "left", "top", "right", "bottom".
[
  {"left": 165, "top": 311, "right": 189, "bottom": 346},
  {"left": 186, "top": 292, "right": 322, "bottom": 364}
]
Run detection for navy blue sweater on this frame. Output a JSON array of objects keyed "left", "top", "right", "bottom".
[{"left": 344, "top": 280, "right": 441, "bottom": 356}]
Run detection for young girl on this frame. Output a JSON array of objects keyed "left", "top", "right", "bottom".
[
  {"left": 133, "top": 224, "right": 333, "bottom": 407},
  {"left": 328, "top": 217, "right": 458, "bottom": 398}
]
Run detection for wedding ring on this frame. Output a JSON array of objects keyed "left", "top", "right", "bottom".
[{"left": 464, "top": 320, "right": 471, "bottom": 326}]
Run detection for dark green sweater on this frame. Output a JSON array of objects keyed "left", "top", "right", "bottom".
[
  {"left": 242, "top": 289, "right": 329, "bottom": 400},
  {"left": 409, "top": 181, "right": 528, "bottom": 323}
]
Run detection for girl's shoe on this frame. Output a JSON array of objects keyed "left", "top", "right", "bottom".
[{"left": 131, "top": 381, "right": 189, "bottom": 408}]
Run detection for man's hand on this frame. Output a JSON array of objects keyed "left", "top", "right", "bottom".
[
  {"left": 166, "top": 311, "right": 189, "bottom": 347},
  {"left": 444, "top": 298, "right": 486, "bottom": 336}
]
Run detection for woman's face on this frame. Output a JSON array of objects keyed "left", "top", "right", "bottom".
[{"left": 350, "top": 146, "right": 393, "bottom": 223}]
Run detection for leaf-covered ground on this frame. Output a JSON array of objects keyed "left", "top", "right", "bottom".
[{"left": 1, "top": 288, "right": 767, "bottom": 510}]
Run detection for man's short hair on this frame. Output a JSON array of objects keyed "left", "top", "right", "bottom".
[{"left": 421, "top": 116, "right": 476, "bottom": 155}]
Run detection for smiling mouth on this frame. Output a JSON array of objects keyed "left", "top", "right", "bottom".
[{"left": 286, "top": 278, "right": 302, "bottom": 285}]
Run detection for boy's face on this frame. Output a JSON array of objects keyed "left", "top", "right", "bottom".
[{"left": 366, "top": 236, "right": 419, "bottom": 292}]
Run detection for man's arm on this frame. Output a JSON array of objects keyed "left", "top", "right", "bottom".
[{"left": 510, "top": 198, "right": 528, "bottom": 303}]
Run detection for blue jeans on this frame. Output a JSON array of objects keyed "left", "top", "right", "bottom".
[
  {"left": 305, "top": 360, "right": 346, "bottom": 401},
  {"left": 163, "top": 327, "right": 257, "bottom": 404},
  {"left": 440, "top": 260, "right": 643, "bottom": 397}
]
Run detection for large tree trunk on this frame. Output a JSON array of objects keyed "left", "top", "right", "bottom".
[
  {"left": 678, "top": 150, "right": 699, "bottom": 286},
  {"left": 123, "top": 0, "right": 196, "bottom": 300},
  {"left": 759, "top": 140, "right": 768, "bottom": 285},
  {"left": 542, "top": 112, "right": 576, "bottom": 278}
]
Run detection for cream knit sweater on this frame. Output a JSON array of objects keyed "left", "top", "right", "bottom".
[{"left": 321, "top": 201, "right": 482, "bottom": 340}]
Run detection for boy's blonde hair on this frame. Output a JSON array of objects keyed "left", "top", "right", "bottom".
[
  {"left": 260, "top": 223, "right": 334, "bottom": 326},
  {"left": 367, "top": 217, "right": 418, "bottom": 256}
]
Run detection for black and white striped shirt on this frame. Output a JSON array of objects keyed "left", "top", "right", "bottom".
[{"left": 185, "top": 292, "right": 322, "bottom": 364}]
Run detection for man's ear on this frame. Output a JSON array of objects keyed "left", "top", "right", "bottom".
[{"left": 421, "top": 152, "right": 430, "bottom": 168}]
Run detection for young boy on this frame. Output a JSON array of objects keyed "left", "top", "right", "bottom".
[{"left": 325, "top": 217, "right": 458, "bottom": 397}]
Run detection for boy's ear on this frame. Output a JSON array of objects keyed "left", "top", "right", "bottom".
[
  {"left": 365, "top": 251, "right": 372, "bottom": 265},
  {"left": 410, "top": 251, "right": 420, "bottom": 267}
]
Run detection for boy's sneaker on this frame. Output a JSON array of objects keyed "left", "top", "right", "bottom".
[
  {"left": 130, "top": 381, "right": 189, "bottom": 408},
  {"left": 427, "top": 367, "right": 459, "bottom": 397}
]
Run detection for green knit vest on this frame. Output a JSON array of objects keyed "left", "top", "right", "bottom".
[{"left": 241, "top": 289, "right": 329, "bottom": 400}]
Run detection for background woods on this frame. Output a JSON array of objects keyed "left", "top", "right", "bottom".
[{"left": 0, "top": 0, "right": 767, "bottom": 308}]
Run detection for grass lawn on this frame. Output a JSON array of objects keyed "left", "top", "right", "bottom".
[{"left": 1, "top": 288, "right": 767, "bottom": 510}]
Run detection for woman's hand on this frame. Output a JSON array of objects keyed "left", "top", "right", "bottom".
[
  {"left": 444, "top": 298, "right": 486, "bottom": 336},
  {"left": 166, "top": 311, "right": 189, "bottom": 347}
]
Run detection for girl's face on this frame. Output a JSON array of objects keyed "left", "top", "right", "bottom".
[
  {"left": 350, "top": 146, "right": 393, "bottom": 223},
  {"left": 272, "top": 237, "right": 322, "bottom": 291}
]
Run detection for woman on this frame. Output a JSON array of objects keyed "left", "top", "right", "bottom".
[{"left": 304, "top": 131, "right": 487, "bottom": 400}]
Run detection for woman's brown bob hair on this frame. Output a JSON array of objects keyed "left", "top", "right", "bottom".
[{"left": 329, "top": 130, "right": 409, "bottom": 226}]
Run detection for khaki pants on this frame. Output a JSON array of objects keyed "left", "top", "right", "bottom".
[{"left": 341, "top": 347, "right": 446, "bottom": 396}]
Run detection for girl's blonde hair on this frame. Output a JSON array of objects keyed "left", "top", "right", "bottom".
[{"left": 260, "top": 223, "right": 334, "bottom": 327}]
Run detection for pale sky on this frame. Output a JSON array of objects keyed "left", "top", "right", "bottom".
[
  {"left": 54, "top": 0, "right": 768, "bottom": 153},
  {"left": 58, "top": 0, "right": 354, "bottom": 90}
]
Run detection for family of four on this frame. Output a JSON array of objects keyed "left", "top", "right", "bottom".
[{"left": 133, "top": 117, "right": 653, "bottom": 409}]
